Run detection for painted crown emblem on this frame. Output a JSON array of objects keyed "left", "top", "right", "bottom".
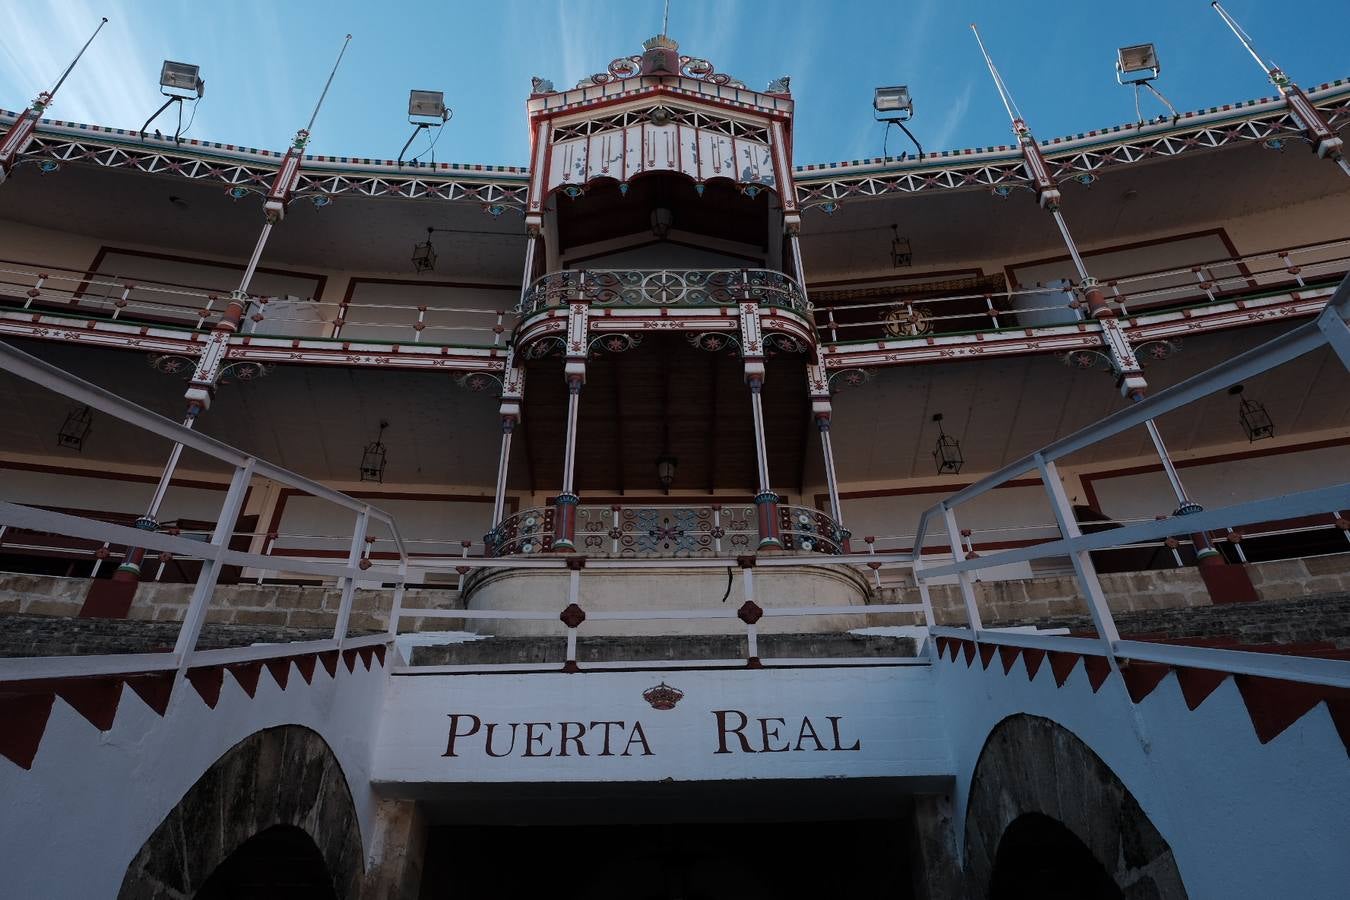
[{"left": 642, "top": 682, "right": 684, "bottom": 710}]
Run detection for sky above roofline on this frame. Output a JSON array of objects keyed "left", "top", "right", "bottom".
[{"left": 0, "top": 0, "right": 1346, "bottom": 168}]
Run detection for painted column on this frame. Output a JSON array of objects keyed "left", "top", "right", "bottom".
[
  {"left": 741, "top": 300, "right": 779, "bottom": 549},
  {"left": 553, "top": 301, "right": 588, "bottom": 551},
  {"left": 489, "top": 349, "right": 525, "bottom": 534},
  {"left": 807, "top": 364, "right": 849, "bottom": 551}
]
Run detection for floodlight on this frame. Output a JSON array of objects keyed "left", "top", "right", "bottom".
[
  {"left": 141, "top": 61, "right": 204, "bottom": 142},
  {"left": 399, "top": 90, "right": 452, "bottom": 166},
  {"left": 873, "top": 85, "right": 913, "bottom": 118},
  {"left": 408, "top": 89, "right": 448, "bottom": 122},
  {"left": 873, "top": 85, "right": 923, "bottom": 159},
  {"left": 1114, "top": 43, "right": 1178, "bottom": 124},
  {"left": 1116, "top": 44, "right": 1160, "bottom": 84},
  {"left": 159, "top": 60, "right": 204, "bottom": 98}
]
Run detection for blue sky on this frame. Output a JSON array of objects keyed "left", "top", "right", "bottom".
[{"left": 0, "top": 1, "right": 1345, "bottom": 168}]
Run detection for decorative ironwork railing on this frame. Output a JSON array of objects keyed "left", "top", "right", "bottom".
[
  {"left": 485, "top": 506, "right": 556, "bottom": 557},
  {"left": 517, "top": 268, "right": 810, "bottom": 318},
  {"left": 779, "top": 505, "right": 849, "bottom": 555},
  {"left": 485, "top": 502, "right": 847, "bottom": 558},
  {"left": 577, "top": 504, "right": 757, "bottom": 557}
]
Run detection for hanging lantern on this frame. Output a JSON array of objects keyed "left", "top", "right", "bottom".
[
  {"left": 411, "top": 228, "right": 436, "bottom": 273},
  {"left": 656, "top": 454, "right": 678, "bottom": 492},
  {"left": 932, "top": 413, "right": 963, "bottom": 475},
  {"left": 1229, "top": 384, "right": 1274, "bottom": 442},
  {"left": 57, "top": 404, "right": 93, "bottom": 451},
  {"left": 360, "top": 420, "right": 390, "bottom": 482},
  {"left": 890, "top": 224, "right": 912, "bottom": 268}
]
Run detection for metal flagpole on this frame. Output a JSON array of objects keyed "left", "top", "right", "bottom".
[
  {"left": 0, "top": 17, "right": 109, "bottom": 184},
  {"left": 970, "top": 23, "right": 1216, "bottom": 558},
  {"left": 110, "top": 34, "right": 356, "bottom": 586},
  {"left": 1211, "top": 2, "right": 1350, "bottom": 177}
]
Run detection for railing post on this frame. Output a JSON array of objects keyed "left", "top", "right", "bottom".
[
  {"left": 1315, "top": 274, "right": 1350, "bottom": 370},
  {"left": 940, "top": 503, "right": 984, "bottom": 631},
  {"left": 456, "top": 540, "right": 472, "bottom": 592},
  {"left": 332, "top": 506, "right": 371, "bottom": 642},
  {"left": 1034, "top": 453, "right": 1120, "bottom": 647},
  {"left": 387, "top": 552, "right": 408, "bottom": 639},
  {"left": 173, "top": 459, "right": 255, "bottom": 662},
  {"left": 737, "top": 556, "right": 762, "bottom": 667},
  {"left": 610, "top": 505, "right": 622, "bottom": 556},
  {"left": 560, "top": 557, "right": 586, "bottom": 672},
  {"left": 712, "top": 504, "right": 723, "bottom": 554}
]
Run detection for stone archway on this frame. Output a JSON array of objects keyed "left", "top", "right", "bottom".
[
  {"left": 962, "top": 714, "right": 1188, "bottom": 900},
  {"left": 118, "top": 725, "right": 364, "bottom": 900}
]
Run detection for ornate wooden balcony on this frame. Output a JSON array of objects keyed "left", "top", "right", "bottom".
[{"left": 517, "top": 268, "right": 811, "bottom": 319}]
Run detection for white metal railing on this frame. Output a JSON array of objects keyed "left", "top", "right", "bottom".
[
  {"left": 0, "top": 258, "right": 514, "bottom": 347},
  {"left": 816, "top": 238, "right": 1350, "bottom": 343},
  {"left": 0, "top": 339, "right": 408, "bottom": 683},
  {"left": 911, "top": 272, "right": 1350, "bottom": 690}
]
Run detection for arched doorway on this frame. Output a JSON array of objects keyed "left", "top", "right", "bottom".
[
  {"left": 990, "top": 813, "right": 1123, "bottom": 900},
  {"left": 197, "top": 824, "right": 337, "bottom": 900},
  {"left": 962, "top": 715, "right": 1188, "bottom": 899},
  {"left": 118, "top": 725, "right": 365, "bottom": 899}
]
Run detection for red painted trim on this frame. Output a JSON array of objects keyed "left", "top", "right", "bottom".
[
  {"left": 1078, "top": 435, "right": 1350, "bottom": 512},
  {"left": 809, "top": 267, "right": 986, "bottom": 290},
  {"left": 566, "top": 237, "right": 764, "bottom": 266},
  {"left": 79, "top": 245, "right": 327, "bottom": 301},
  {"left": 0, "top": 458, "right": 229, "bottom": 491},
  {"left": 815, "top": 478, "right": 1042, "bottom": 511}
]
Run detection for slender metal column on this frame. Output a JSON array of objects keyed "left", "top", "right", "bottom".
[
  {"left": 748, "top": 375, "right": 781, "bottom": 549},
  {"left": 553, "top": 375, "right": 583, "bottom": 550},
  {"left": 491, "top": 417, "right": 516, "bottom": 527},
  {"left": 818, "top": 416, "right": 846, "bottom": 533}
]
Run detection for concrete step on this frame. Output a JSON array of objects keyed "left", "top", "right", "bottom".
[{"left": 408, "top": 631, "right": 918, "bottom": 667}]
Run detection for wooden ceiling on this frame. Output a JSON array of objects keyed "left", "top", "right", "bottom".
[
  {"left": 556, "top": 175, "right": 771, "bottom": 255},
  {"left": 518, "top": 334, "right": 810, "bottom": 497}
]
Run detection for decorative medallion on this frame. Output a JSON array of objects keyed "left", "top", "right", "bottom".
[{"left": 642, "top": 682, "right": 685, "bottom": 710}]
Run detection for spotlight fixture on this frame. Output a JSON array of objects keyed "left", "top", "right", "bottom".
[
  {"left": 1228, "top": 385, "right": 1274, "bottom": 442},
  {"left": 140, "top": 60, "right": 205, "bottom": 143},
  {"left": 412, "top": 228, "right": 437, "bottom": 274},
  {"left": 656, "top": 454, "right": 678, "bottom": 492},
  {"left": 931, "top": 413, "right": 964, "bottom": 475},
  {"left": 57, "top": 404, "right": 93, "bottom": 451},
  {"left": 399, "top": 89, "right": 451, "bottom": 166},
  {"left": 873, "top": 85, "right": 923, "bottom": 159},
  {"left": 1115, "top": 43, "right": 1177, "bottom": 123},
  {"left": 890, "top": 225, "right": 912, "bottom": 268},
  {"left": 360, "top": 420, "right": 390, "bottom": 482},
  {"left": 873, "top": 85, "right": 913, "bottom": 118}
]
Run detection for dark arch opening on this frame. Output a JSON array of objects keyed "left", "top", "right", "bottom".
[
  {"left": 989, "top": 812, "right": 1124, "bottom": 900},
  {"left": 196, "top": 824, "right": 337, "bottom": 900}
]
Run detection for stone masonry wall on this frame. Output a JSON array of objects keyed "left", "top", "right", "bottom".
[
  {"left": 875, "top": 551, "right": 1350, "bottom": 626},
  {"left": 3, "top": 551, "right": 1349, "bottom": 633},
  {"left": 0, "top": 574, "right": 463, "bottom": 633}
]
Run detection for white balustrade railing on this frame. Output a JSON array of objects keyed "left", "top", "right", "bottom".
[
  {"left": 2, "top": 275, "right": 1349, "bottom": 685},
  {"left": 815, "top": 238, "right": 1350, "bottom": 343}
]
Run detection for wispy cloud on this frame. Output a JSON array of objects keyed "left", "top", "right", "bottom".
[{"left": 929, "top": 79, "right": 974, "bottom": 154}]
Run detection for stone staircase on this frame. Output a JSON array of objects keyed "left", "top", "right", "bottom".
[{"left": 0, "top": 613, "right": 365, "bottom": 658}]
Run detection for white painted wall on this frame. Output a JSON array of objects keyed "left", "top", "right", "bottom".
[
  {"left": 373, "top": 666, "right": 949, "bottom": 785},
  {"left": 0, "top": 656, "right": 389, "bottom": 898},
  {"left": 934, "top": 652, "right": 1350, "bottom": 899}
]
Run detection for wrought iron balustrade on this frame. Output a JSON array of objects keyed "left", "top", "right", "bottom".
[
  {"left": 485, "top": 502, "right": 846, "bottom": 558},
  {"left": 779, "top": 505, "right": 849, "bottom": 555},
  {"left": 517, "top": 268, "right": 811, "bottom": 318}
]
